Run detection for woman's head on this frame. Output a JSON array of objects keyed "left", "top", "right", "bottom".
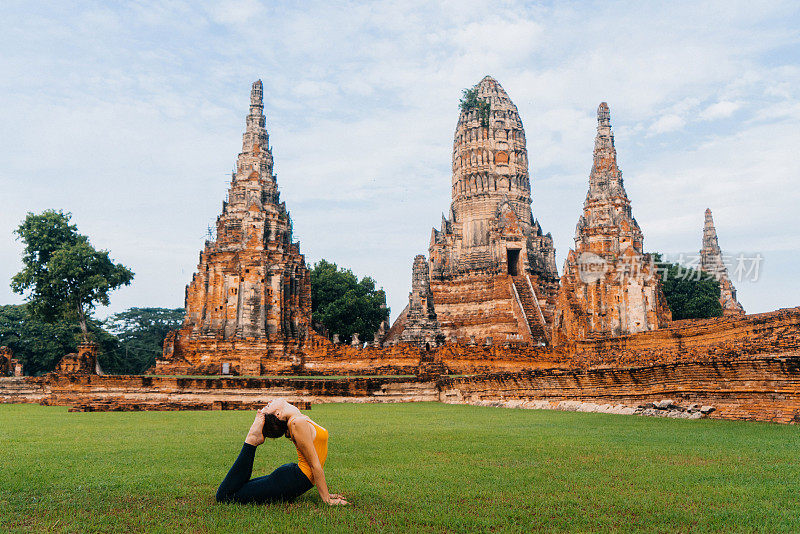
[
  {"left": 262, "top": 413, "right": 288, "bottom": 439},
  {"left": 264, "top": 398, "right": 290, "bottom": 419}
]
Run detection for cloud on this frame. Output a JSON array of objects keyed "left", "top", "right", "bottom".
[
  {"left": 648, "top": 114, "right": 687, "bottom": 135},
  {"left": 700, "top": 100, "right": 742, "bottom": 120},
  {"left": 0, "top": 0, "right": 798, "bottom": 319}
]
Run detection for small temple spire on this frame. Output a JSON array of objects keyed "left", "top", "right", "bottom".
[
  {"left": 594, "top": 102, "right": 615, "bottom": 154},
  {"left": 241, "top": 79, "right": 270, "bottom": 159},
  {"left": 250, "top": 80, "right": 263, "bottom": 106},
  {"left": 245, "top": 79, "right": 266, "bottom": 135},
  {"left": 700, "top": 208, "right": 745, "bottom": 315},
  {"left": 597, "top": 102, "right": 611, "bottom": 128},
  {"left": 702, "top": 208, "right": 721, "bottom": 255},
  {"left": 556, "top": 101, "right": 671, "bottom": 341},
  {"left": 588, "top": 102, "right": 624, "bottom": 199}
]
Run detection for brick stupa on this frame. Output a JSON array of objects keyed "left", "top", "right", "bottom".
[
  {"left": 553, "top": 103, "right": 671, "bottom": 342},
  {"left": 157, "top": 81, "right": 312, "bottom": 375},
  {"left": 387, "top": 76, "right": 559, "bottom": 345},
  {"left": 700, "top": 208, "right": 745, "bottom": 315},
  {"left": 395, "top": 255, "right": 443, "bottom": 346}
]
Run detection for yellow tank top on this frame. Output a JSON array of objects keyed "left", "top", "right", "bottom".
[{"left": 295, "top": 418, "right": 328, "bottom": 481}]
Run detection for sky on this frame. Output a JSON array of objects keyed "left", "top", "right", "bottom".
[{"left": 1, "top": 0, "right": 798, "bottom": 322}]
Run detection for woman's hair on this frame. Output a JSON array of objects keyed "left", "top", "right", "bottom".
[{"left": 262, "top": 413, "right": 288, "bottom": 439}]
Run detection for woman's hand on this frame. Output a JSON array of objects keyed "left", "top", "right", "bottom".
[
  {"left": 324, "top": 495, "right": 350, "bottom": 506},
  {"left": 244, "top": 411, "right": 266, "bottom": 447}
]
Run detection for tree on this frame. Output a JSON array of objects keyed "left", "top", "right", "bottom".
[
  {"left": 459, "top": 87, "right": 491, "bottom": 127},
  {"left": 0, "top": 304, "right": 121, "bottom": 376},
  {"left": 11, "top": 210, "right": 134, "bottom": 341},
  {"left": 104, "top": 307, "right": 185, "bottom": 374},
  {"left": 0, "top": 304, "right": 75, "bottom": 375},
  {"left": 309, "top": 259, "right": 389, "bottom": 344},
  {"left": 654, "top": 254, "right": 723, "bottom": 320}
]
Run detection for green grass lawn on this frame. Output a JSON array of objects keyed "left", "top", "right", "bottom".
[{"left": 1, "top": 403, "right": 798, "bottom": 533}]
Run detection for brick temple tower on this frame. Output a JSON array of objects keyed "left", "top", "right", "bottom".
[
  {"left": 700, "top": 208, "right": 745, "bottom": 315},
  {"left": 553, "top": 103, "right": 671, "bottom": 342},
  {"left": 393, "top": 255, "right": 443, "bottom": 347},
  {"left": 158, "top": 81, "right": 312, "bottom": 375},
  {"left": 387, "top": 76, "right": 559, "bottom": 345}
]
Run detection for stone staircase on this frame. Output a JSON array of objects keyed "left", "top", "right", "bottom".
[{"left": 512, "top": 275, "right": 549, "bottom": 343}]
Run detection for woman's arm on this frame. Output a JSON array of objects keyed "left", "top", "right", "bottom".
[{"left": 290, "top": 419, "right": 348, "bottom": 505}]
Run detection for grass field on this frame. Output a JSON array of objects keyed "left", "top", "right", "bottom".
[{"left": 1, "top": 403, "right": 798, "bottom": 533}]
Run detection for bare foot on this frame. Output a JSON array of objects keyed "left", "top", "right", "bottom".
[{"left": 245, "top": 411, "right": 266, "bottom": 446}]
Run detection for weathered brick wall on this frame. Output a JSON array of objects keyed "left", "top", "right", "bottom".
[
  {"left": 159, "top": 331, "right": 306, "bottom": 376},
  {"left": 429, "top": 271, "right": 530, "bottom": 342},
  {"left": 440, "top": 357, "right": 800, "bottom": 423},
  {"left": 311, "top": 307, "right": 800, "bottom": 374},
  {"left": 152, "top": 307, "right": 800, "bottom": 376},
  {"left": 12, "top": 374, "right": 439, "bottom": 411},
  {"left": 563, "top": 307, "right": 800, "bottom": 368},
  {"left": 53, "top": 343, "right": 98, "bottom": 375},
  {"left": 4, "top": 354, "right": 800, "bottom": 422}
]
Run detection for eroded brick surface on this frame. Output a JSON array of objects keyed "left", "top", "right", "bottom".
[
  {"left": 54, "top": 343, "right": 98, "bottom": 375},
  {"left": 156, "top": 307, "right": 800, "bottom": 376},
  {"left": 0, "top": 346, "right": 13, "bottom": 376},
  {"left": 395, "top": 255, "right": 442, "bottom": 346},
  {"left": 441, "top": 356, "right": 800, "bottom": 424},
  {"left": 3, "top": 308, "right": 799, "bottom": 421}
]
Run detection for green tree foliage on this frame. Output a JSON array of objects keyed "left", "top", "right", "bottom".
[
  {"left": 654, "top": 254, "right": 723, "bottom": 320},
  {"left": 0, "top": 304, "right": 120, "bottom": 376},
  {"left": 310, "top": 260, "right": 389, "bottom": 344},
  {"left": 11, "top": 210, "right": 134, "bottom": 341},
  {"left": 459, "top": 87, "right": 491, "bottom": 127},
  {"left": 104, "top": 307, "right": 185, "bottom": 374}
]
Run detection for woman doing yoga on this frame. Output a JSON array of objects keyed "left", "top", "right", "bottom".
[{"left": 216, "top": 399, "right": 349, "bottom": 505}]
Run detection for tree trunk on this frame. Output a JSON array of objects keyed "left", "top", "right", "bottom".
[{"left": 77, "top": 304, "right": 89, "bottom": 343}]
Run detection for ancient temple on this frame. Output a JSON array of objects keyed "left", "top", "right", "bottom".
[
  {"left": 391, "top": 255, "right": 443, "bottom": 347},
  {"left": 553, "top": 103, "right": 671, "bottom": 342},
  {"left": 158, "top": 80, "right": 312, "bottom": 375},
  {"left": 387, "top": 76, "right": 559, "bottom": 345},
  {"left": 0, "top": 346, "right": 22, "bottom": 377},
  {"left": 700, "top": 208, "right": 745, "bottom": 315}
]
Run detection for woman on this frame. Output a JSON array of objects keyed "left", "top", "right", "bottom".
[{"left": 215, "top": 399, "right": 349, "bottom": 505}]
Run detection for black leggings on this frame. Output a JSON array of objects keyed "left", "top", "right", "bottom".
[{"left": 215, "top": 443, "right": 313, "bottom": 504}]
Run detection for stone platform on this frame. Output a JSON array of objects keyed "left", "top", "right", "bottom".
[
  {"left": 2, "top": 354, "right": 800, "bottom": 423},
  {"left": 1, "top": 374, "right": 439, "bottom": 412},
  {"left": 3, "top": 307, "right": 798, "bottom": 423}
]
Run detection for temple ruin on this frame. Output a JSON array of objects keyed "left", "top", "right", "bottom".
[
  {"left": 387, "top": 76, "right": 559, "bottom": 345},
  {"left": 553, "top": 103, "right": 671, "bottom": 342},
  {"left": 700, "top": 208, "right": 745, "bottom": 315},
  {"left": 54, "top": 343, "right": 101, "bottom": 375},
  {"left": 155, "top": 80, "right": 312, "bottom": 375},
  {"left": 0, "top": 346, "right": 22, "bottom": 377},
  {"left": 392, "top": 255, "right": 443, "bottom": 347},
  {"left": 3, "top": 77, "right": 800, "bottom": 425}
]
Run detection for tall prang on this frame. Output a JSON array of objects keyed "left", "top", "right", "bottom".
[
  {"left": 553, "top": 103, "right": 671, "bottom": 342},
  {"left": 700, "top": 208, "right": 745, "bottom": 315},
  {"left": 158, "top": 80, "right": 312, "bottom": 375},
  {"left": 386, "top": 76, "right": 559, "bottom": 345}
]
